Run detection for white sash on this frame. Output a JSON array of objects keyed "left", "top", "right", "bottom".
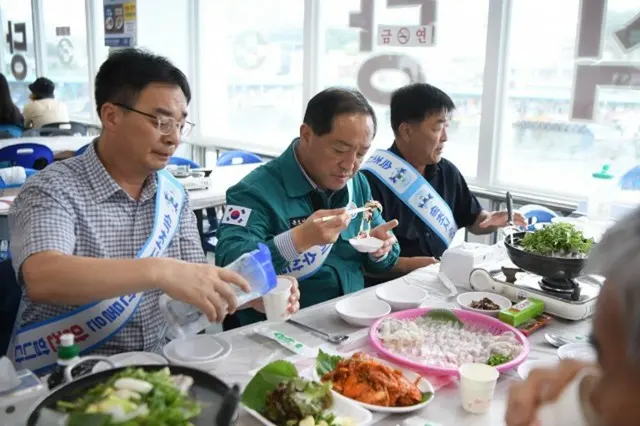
[
  {"left": 361, "top": 149, "right": 458, "bottom": 246},
  {"left": 282, "top": 181, "right": 354, "bottom": 279},
  {"left": 12, "top": 170, "right": 185, "bottom": 374}
]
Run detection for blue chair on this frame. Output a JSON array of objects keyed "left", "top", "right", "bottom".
[
  {"left": 168, "top": 156, "right": 200, "bottom": 168},
  {"left": 75, "top": 143, "right": 90, "bottom": 156},
  {"left": 619, "top": 166, "right": 640, "bottom": 191},
  {"left": 0, "top": 124, "right": 23, "bottom": 139},
  {"left": 217, "top": 150, "right": 262, "bottom": 166},
  {"left": 0, "top": 143, "right": 54, "bottom": 170},
  {"left": 519, "top": 204, "right": 558, "bottom": 230},
  {"left": 168, "top": 156, "right": 217, "bottom": 253}
]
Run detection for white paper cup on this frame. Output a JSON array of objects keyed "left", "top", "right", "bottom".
[
  {"left": 263, "top": 277, "right": 292, "bottom": 322},
  {"left": 459, "top": 363, "right": 500, "bottom": 414}
]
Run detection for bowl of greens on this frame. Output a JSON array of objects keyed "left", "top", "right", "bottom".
[
  {"left": 504, "top": 222, "right": 594, "bottom": 280},
  {"left": 241, "top": 360, "right": 373, "bottom": 426}
]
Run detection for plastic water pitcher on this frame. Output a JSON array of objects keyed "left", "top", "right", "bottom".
[
  {"left": 587, "top": 164, "right": 615, "bottom": 222},
  {"left": 159, "top": 243, "right": 277, "bottom": 338}
]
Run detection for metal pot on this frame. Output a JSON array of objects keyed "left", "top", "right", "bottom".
[
  {"left": 28, "top": 362, "right": 239, "bottom": 426},
  {"left": 504, "top": 231, "right": 587, "bottom": 280}
]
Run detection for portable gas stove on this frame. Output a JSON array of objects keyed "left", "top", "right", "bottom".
[{"left": 469, "top": 265, "right": 601, "bottom": 320}]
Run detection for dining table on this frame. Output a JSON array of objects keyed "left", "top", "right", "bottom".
[{"left": 204, "top": 264, "right": 593, "bottom": 426}]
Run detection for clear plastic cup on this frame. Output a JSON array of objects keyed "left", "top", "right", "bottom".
[
  {"left": 263, "top": 277, "right": 293, "bottom": 322},
  {"left": 459, "top": 363, "right": 499, "bottom": 414}
]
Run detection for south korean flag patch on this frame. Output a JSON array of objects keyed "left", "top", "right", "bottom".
[{"left": 222, "top": 205, "right": 252, "bottom": 227}]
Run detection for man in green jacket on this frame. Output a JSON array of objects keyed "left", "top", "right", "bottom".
[{"left": 216, "top": 88, "right": 400, "bottom": 329}]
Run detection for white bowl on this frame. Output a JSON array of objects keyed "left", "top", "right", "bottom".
[
  {"left": 517, "top": 359, "right": 560, "bottom": 380},
  {"left": 349, "top": 236, "right": 383, "bottom": 253},
  {"left": 335, "top": 297, "right": 391, "bottom": 327},
  {"left": 375, "top": 283, "right": 428, "bottom": 311},
  {"left": 456, "top": 291, "right": 512, "bottom": 317},
  {"left": 557, "top": 343, "right": 597, "bottom": 363},
  {"left": 162, "top": 335, "right": 231, "bottom": 371},
  {"left": 243, "top": 390, "right": 374, "bottom": 426}
]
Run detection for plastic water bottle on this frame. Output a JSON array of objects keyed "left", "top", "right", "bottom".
[
  {"left": 587, "top": 164, "right": 615, "bottom": 222},
  {"left": 46, "top": 333, "right": 80, "bottom": 390},
  {"left": 159, "top": 243, "right": 277, "bottom": 338}
]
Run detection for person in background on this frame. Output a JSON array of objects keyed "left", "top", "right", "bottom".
[
  {"left": 8, "top": 49, "right": 299, "bottom": 374},
  {"left": 505, "top": 206, "right": 640, "bottom": 426},
  {"left": 0, "top": 73, "right": 23, "bottom": 132},
  {"left": 216, "top": 88, "right": 402, "bottom": 330},
  {"left": 362, "top": 83, "right": 526, "bottom": 284},
  {"left": 22, "top": 77, "right": 70, "bottom": 129}
]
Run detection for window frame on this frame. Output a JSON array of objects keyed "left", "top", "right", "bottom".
[{"left": 3, "top": 0, "right": 634, "bottom": 203}]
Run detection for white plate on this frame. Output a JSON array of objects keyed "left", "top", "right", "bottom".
[
  {"left": 517, "top": 359, "right": 560, "bottom": 380},
  {"left": 92, "top": 352, "right": 167, "bottom": 373},
  {"left": 349, "top": 237, "right": 383, "bottom": 253},
  {"left": 456, "top": 291, "right": 512, "bottom": 317},
  {"left": 335, "top": 297, "right": 391, "bottom": 327},
  {"left": 174, "top": 335, "right": 224, "bottom": 361},
  {"left": 243, "top": 390, "right": 373, "bottom": 426},
  {"left": 312, "top": 352, "right": 436, "bottom": 414},
  {"left": 375, "top": 283, "right": 428, "bottom": 311},
  {"left": 163, "top": 335, "right": 231, "bottom": 370},
  {"left": 557, "top": 343, "right": 597, "bottom": 363}
]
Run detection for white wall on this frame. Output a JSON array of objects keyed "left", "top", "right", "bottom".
[{"left": 136, "top": 0, "right": 193, "bottom": 158}]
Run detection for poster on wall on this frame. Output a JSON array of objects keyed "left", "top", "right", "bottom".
[{"left": 103, "top": 0, "right": 137, "bottom": 47}]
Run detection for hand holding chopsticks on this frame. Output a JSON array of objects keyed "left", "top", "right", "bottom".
[
  {"left": 313, "top": 206, "right": 371, "bottom": 223},
  {"left": 290, "top": 208, "right": 352, "bottom": 253}
]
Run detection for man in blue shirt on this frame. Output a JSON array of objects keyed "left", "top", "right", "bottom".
[{"left": 362, "top": 83, "right": 526, "bottom": 281}]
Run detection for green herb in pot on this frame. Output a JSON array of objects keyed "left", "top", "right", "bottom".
[{"left": 519, "top": 222, "right": 593, "bottom": 257}]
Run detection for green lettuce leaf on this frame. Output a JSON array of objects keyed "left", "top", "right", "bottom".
[
  {"left": 315, "top": 350, "right": 343, "bottom": 378},
  {"left": 241, "top": 361, "right": 299, "bottom": 413},
  {"left": 421, "top": 392, "right": 434, "bottom": 403},
  {"left": 423, "top": 309, "right": 463, "bottom": 325}
]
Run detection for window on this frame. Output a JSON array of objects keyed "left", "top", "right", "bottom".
[
  {"left": 318, "top": 0, "right": 490, "bottom": 178},
  {"left": 198, "top": 0, "right": 304, "bottom": 153},
  {"left": 41, "top": 0, "right": 92, "bottom": 120},
  {"left": 497, "top": 0, "right": 640, "bottom": 196},
  {"left": 2, "top": 0, "right": 36, "bottom": 109}
]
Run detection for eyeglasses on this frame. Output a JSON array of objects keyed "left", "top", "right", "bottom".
[{"left": 114, "top": 103, "right": 195, "bottom": 137}]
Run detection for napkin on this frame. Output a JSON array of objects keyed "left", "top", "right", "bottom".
[
  {"left": 0, "top": 166, "right": 26, "bottom": 186},
  {"left": 0, "top": 356, "right": 20, "bottom": 392}
]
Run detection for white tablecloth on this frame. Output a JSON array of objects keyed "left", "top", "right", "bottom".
[
  {"left": 208, "top": 266, "right": 592, "bottom": 426},
  {"left": 188, "top": 163, "right": 260, "bottom": 210}
]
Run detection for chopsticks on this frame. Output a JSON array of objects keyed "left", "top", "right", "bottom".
[
  {"left": 313, "top": 206, "right": 371, "bottom": 223},
  {"left": 506, "top": 191, "right": 515, "bottom": 245}
]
